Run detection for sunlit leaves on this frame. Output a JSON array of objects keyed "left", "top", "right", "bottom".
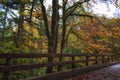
[{"left": 23, "top": 22, "right": 39, "bottom": 38}]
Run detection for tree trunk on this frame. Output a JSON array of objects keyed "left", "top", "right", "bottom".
[
  {"left": 46, "top": 0, "right": 59, "bottom": 73},
  {"left": 16, "top": 3, "right": 24, "bottom": 47},
  {"left": 58, "top": 0, "right": 67, "bottom": 71},
  {"left": 40, "top": 0, "right": 59, "bottom": 73}
]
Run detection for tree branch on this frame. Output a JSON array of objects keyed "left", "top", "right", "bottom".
[
  {"left": 65, "top": 0, "right": 89, "bottom": 19},
  {"left": 65, "top": 0, "right": 89, "bottom": 13},
  {"left": 40, "top": 0, "right": 50, "bottom": 40},
  {"left": 70, "top": 13, "right": 95, "bottom": 18}
]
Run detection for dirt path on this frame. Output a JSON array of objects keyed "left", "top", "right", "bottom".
[{"left": 67, "top": 64, "right": 120, "bottom": 80}]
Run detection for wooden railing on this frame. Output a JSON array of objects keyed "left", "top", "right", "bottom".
[{"left": 0, "top": 53, "right": 120, "bottom": 80}]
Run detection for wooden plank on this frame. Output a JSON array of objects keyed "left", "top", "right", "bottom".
[
  {"left": 0, "top": 54, "right": 91, "bottom": 58},
  {"left": 0, "top": 60, "right": 87, "bottom": 72},
  {"left": 25, "top": 61, "right": 120, "bottom": 80},
  {"left": 0, "top": 57, "right": 117, "bottom": 72},
  {"left": 0, "top": 53, "right": 115, "bottom": 59}
]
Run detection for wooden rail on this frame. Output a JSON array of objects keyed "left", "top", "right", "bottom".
[{"left": 0, "top": 53, "right": 120, "bottom": 80}]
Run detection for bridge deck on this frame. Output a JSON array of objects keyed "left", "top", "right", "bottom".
[{"left": 68, "top": 63, "right": 120, "bottom": 80}]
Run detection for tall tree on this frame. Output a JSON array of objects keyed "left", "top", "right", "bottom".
[
  {"left": 40, "top": 0, "right": 59, "bottom": 73},
  {"left": 16, "top": 1, "right": 25, "bottom": 47},
  {"left": 40, "top": 0, "right": 91, "bottom": 73}
]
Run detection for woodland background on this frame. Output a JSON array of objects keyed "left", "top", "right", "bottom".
[{"left": 0, "top": 0, "right": 120, "bottom": 79}]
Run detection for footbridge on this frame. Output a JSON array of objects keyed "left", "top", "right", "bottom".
[{"left": 0, "top": 53, "right": 120, "bottom": 80}]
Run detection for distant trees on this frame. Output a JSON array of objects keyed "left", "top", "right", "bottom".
[
  {"left": 0, "top": 0, "right": 120, "bottom": 74},
  {"left": 0, "top": 0, "right": 119, "bottom": 53},
  {"left": 68, "top": 16, "right": 120, "bottom": 54}
]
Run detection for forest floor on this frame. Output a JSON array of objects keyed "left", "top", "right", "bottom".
[{"left": 67, "top": 64, "right": 120, "bottom": 80}]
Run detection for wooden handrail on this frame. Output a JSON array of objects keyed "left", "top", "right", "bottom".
[
  {"left": 0, "top": 53, "right": 114, "bottom": 58},
  {"left": 0, "top": 53, "right": 120, "bottom": 80}
]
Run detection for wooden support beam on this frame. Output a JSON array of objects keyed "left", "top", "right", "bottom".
[{"left": 25, "top": 61, "right": 120, "bottom": 80}]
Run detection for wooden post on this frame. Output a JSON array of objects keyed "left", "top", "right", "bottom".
[
  {"left": 117, "top": 56, "right": 119, "bottom": 61},
  {"left": 110, "top": 55, "right": 112, "bottom": 62},
  {"left": 95, "top": 55, "right": 98, "bottom": 64},
  {"left": 114, "top": 55, "right": 116, "bottom": 61},
  {"left": 102, "top": 55, "right": 105, "bottom": 63},
  {"left": 115, "top": 55, "right": 117, "bottom": 61},
  {"left": 115, "top": 56, "right": 117, "bottom": 61},
  {"left": 119, "top": 56, "right": 120, "bottom": 61},
  {"left": 2, "top": 58, "right": 11, "bottom": 80},
  {"left": 111, "top": 55, "right": 114, "bottom": 61},
  {"left": 57, "top": 56, "right": 62, "bottom": 72},
  {"left": 72, "top": 56, "right": 75, "bottom": 69},
  {"left": 85, "top": 56, "right": 89, "bottom": 66},
  {"left": 71, "top": 56, "right": 75, "bottom": 77},
  {"left": 107, "top": 55, "right": 110, "bottom": 62},
  {"left": 46, "top": 56, "right": 54, "bottom": 73}
]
